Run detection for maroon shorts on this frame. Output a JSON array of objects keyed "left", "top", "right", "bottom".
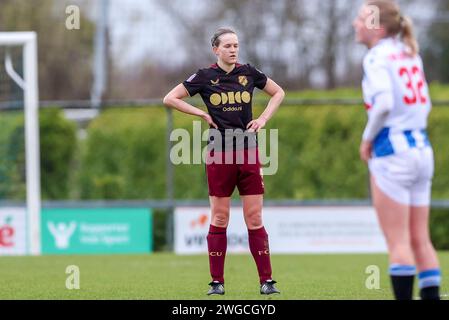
[{"left": 206, "top": 148, "right": 264, "bottom": 197}]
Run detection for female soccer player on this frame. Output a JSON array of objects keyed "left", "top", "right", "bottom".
[
  {"left": 354, "top": 0, "right": 442, "bottom": 300},
  {"left": 163, "top": 28, "right": 285, "bottom": 295}
]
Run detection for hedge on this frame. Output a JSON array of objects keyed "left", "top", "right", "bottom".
[
  {"left": 77, "top": 104, "right": 449, "bottom": 200},
  {"left": 0, "top": 108, "right": 77, "bottom": 200}
]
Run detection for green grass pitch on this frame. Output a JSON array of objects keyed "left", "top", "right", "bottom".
[{"left": 0, "top": 252, "right": 448, "bottom": 300}]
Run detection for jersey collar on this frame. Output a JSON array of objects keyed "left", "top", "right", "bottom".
[{"left": 211, "top": 63, "right": 242, "bottom": 74}]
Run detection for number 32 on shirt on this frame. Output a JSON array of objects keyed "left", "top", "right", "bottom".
[{"left": 398, "top": 65, "right": 428, "bottom": 105}]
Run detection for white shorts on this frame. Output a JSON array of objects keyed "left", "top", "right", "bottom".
[{"left": 368, "top": 147, "right": 434, "bottom": 206}]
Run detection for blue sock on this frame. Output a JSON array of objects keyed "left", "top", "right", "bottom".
[
  {"left": 418, "top": 269, "right": 441, "bottom": 300},
  {"left": 389, "top": 264, "right": 416, "bottom": 300}
]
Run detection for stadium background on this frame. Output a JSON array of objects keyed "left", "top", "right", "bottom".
[{"left": 0, "top": 0, "right": 448, "bottom": 299}]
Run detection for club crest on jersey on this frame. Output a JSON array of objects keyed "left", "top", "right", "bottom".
[
  {"left": 238, "top": 75, "right": 248, "bottom": 87},
  {"left": 210, "top": 78, "right": 220, "bottom": 86}
]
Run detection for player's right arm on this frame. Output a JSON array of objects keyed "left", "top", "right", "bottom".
[{"left": 163, "top": 84, "right": 217, "bottom": 129}]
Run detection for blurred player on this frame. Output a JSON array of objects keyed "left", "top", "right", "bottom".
[
  {"left": 163, "top": 28, "right": 285, "bottom": 295},
  {"left": 354, "top": 0, "right": 442, "bottom": 300}
]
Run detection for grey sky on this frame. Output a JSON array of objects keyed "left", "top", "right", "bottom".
[{"left": 107, "top": 0, "right": 187, "bottom": 67}]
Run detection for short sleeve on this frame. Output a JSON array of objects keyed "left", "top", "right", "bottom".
[
  {"left": 363, "top": 54, "right": 392, "bottom": 95},
  {"left": 182, "top": 70, "right": 205, "bottom": 97},
  {"left": 248, "top": 64, "right": 268, "bottom": 90}
]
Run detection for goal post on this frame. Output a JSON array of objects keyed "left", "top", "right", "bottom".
[{"left": 0, "top": 32, "right": 41, "bottom": 255}]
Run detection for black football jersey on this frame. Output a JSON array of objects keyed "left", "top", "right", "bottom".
[{"left": 183, "top": 63, "right": 267, "bottom": 133}]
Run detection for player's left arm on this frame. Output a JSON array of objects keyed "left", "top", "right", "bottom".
[{"left": 247, "top": 78, "right": 285, "bottom": 132}]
